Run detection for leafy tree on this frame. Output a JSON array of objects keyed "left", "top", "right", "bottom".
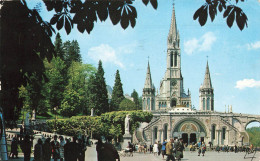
[
  {"left": 0, "top": 0, "right": 157, "bottom": 121},
  {"left": 66, "top": 61, "right": 96, "bottom": 115},
  {"left": 131, "top": 89, "right": 141, "bottom": 110},
  {"left": 60, "top": 88, "right": 80, "bottom": 117},
  {"left": 18, "top": 73, "right": 48, "bottom": 116},
  {"left": 247, "top": 127, "right": 260, "bottom": 147},
  {"left": 44, "top": 57, "right": 67, "bottom": 111},
  {"left": 194, "top": 0, "right": 248, "bottom": 30},
  {"left": 111, "top": 70, "right": 124, "bottom": 111},
  {"left": 119, "top": 98, "right": 136, "bottom": 111},
  {"left": 87, "top": 61, "right": 109, "bottom": 115}
]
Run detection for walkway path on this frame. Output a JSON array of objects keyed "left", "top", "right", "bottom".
[{"left": 8, "top": 147, "right": 260, "bottom": 161}]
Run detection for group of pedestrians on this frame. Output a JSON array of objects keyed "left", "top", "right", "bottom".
[{"left": 14, "top": 134, "right": 87, "bottom": 161}]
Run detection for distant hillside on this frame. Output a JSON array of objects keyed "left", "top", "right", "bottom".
[{"left": 246, "top": 127, "right": 260, "bottom": 147}]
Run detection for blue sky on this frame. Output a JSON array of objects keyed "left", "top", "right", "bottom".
[{"left": 27, "top": 0, "right": 260, "bottom": 125}]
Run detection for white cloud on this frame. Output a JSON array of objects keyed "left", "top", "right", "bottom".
[
  {"left": 247, "top": 41, "right": 260, "bottom": 50},
  {"left": 184, "top": 32, "right": 217, "bottom": 55},
  {"left": 88, "top": 44, "right": 124, "bottom": 68},
  {"left": 235, "top": 79, "right": 260, "bottom": 90}
]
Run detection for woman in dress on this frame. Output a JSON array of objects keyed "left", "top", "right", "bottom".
[{"left": 153, "top": 142, "right": 159, "bottom": 156}]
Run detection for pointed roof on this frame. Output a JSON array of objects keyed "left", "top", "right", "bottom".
[
  {"left": 202, "top": 61, "right": 212, "bottom": 88},
  {"left": 168, "top": 4, "right": 178, "bottom": 42},
  {"left": 144, "top": 61, "right": 153, "bottom": 89}
]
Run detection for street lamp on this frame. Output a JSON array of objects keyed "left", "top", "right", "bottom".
[{"left": 54, "top": 107, "right": 57, "bottom": 134}]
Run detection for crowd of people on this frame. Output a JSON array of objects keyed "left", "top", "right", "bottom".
[{"left": 9, "top": 134, "right": 88, "bottom": 161}]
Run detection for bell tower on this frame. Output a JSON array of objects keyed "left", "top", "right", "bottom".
[{"left": 199, "top": 61, "right": 214, "bottom": 111}]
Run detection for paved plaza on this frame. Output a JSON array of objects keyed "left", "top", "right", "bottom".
[{"left": 8, "top": 146, "right": 260, "bottom": 161}]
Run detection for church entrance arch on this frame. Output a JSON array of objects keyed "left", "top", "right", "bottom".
[{"left": 172, "top": 118, "right": 207, "bottom": 144}]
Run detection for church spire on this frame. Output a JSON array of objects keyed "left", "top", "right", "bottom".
[
  {"left": 202, "top": 61, "right": 212, "bottom": 89},
  {"left": 168, "top": 4, "right": 179, "bottom": 48},
  {"left": 144, "top": 61, "right": 153, "bottom": 89}
]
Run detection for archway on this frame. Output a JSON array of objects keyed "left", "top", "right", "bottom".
[{"left": 245, "top": 121, "right": 260, "bottom": 147}]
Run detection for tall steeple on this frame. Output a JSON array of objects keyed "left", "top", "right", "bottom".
[
  {"left": 144, "top": 61, "right": 153, "bottom": 89},
  {"left": 199, "top": 61, "right": 214, "bottom": 111},
  {"left": 202, "top": 61, "right": 212, "bottom": 89},
  {"left": 143, "top": 61, "right": 155, "bottom": 111},
  {"left": 168, "top": 3, "right": 180, "bottom": 49}
]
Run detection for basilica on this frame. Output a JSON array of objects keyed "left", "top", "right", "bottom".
[{"left": 140, "top": 5, "right": 260, "bottom": 147}]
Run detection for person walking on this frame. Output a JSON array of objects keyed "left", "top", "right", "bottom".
[
  {"left": 153, "top": 142, "right": 159, "bottom": 156},
  {"left": 34, "top": 138, "right": 43, "bottom": 161},
  {"left": 175, "top": 138, "right": 184, "bottom": 161},
  {"left": 197, "top": 141, "right": 202, "bottom": 156},
  {"left": 158, "top": 141, "right": 162, "bottom": 156},
  {"left": 21, "top": 135, "right": 32, "bottom": 161},
  {"left": 166, "top": 138, "right": 175, "bottom": 161},
  {"left": 59, "top": 136, "right": 66, "bottom": 161},
  {"left": 51, "top": 135, "right": 60, "bottom": 161},
  {"left": 64, "top": 138, "right": 70, "bottom": 161},
  {"left": 10, "top": 137, "right": 18, "bottom": 159},
  {"left": 161, "top": 139, "right": 167, "bottom": 159},
  {"left": 42, "top": 138, "right": 52, "bottom": 161},
  {"left": 201, "top": 142, "right": 206, "bottom": 156},
  {"left": 96, "top": 136, "right": 120, "bottom": 161},
  {"left": 66, "top": 136, "right": 79, "bottom": 161},
  {"left": 78, "top": 138, "right": 87, "bottom": 161}
]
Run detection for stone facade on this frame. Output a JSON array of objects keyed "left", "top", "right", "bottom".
[{"left": 141, "top": 5, "right": 260, "bottom": 147}]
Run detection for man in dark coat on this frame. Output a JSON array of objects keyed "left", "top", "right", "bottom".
[
  {"left": 96, "top": 136, "right": 120, "bottom": 161},
  {"left": 21, "top": 135, "right": 32, "bottom": 161},
  {"left": 65, "top": 136, "right": 79, "bottom": 161},
  {"left": 175, "top": 138, "right": 184, "bottom": 161},
  {"left": 43, "top": 138, "right": 52, "bottom": 161}
]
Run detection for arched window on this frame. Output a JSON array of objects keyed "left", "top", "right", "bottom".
[
  {"left": 174, "top": 52, "right": 177, "bottom": 67},
  {"left": 147, "top": 98, "right": 150, "bottom": 110},
  {"left": 222, "top": 127, "right": 226, "bottom": 140},
  {"left": 164, "top": 124, "right": 168, "bottom": 140},
  {"left": 154, "top": 127, "right": 158, "bottom": 141},
  {"left": 212, "top": 125, "right": 216, "bottom": 140},
  {"left": 207, "top": 97, "right": 210, "bottom": 110},
  {"left": 170, "top": 52, "right": 173, "bottom": 67},
  {"left": 203, "top": 98, "right": 205, "bottom": 110}
]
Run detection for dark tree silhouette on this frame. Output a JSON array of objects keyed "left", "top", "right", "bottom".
[{"left": 194, "top": 0, "right": 248, "bottom": 31}]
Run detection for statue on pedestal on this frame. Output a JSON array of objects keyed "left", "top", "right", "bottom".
[{"left": 125, "top": 114, "right": 130, "bottom": 134}]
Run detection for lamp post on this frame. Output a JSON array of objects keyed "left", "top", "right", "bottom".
[{"left": 54, "top": 107, "right": 57, "bottom": 134}]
